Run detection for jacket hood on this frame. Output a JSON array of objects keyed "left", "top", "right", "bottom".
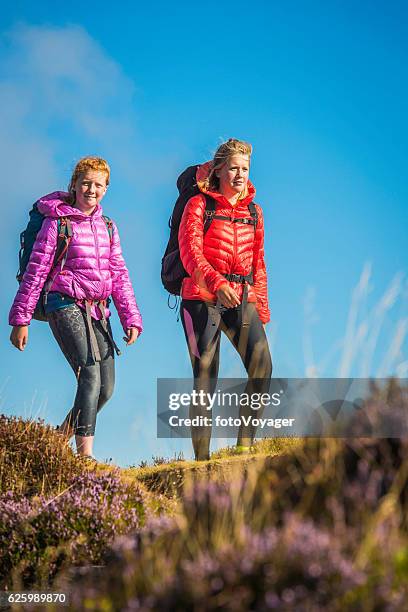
[
  {"left": 36, "top": 191, "right": 103, "bottom": 219},
  {"left": 196, "top": 161, "right": 256, "bottom": 206}
]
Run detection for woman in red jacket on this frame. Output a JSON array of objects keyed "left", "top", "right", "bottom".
[{"left": 179, "top": 138, "right": 272, "bottom": 460}]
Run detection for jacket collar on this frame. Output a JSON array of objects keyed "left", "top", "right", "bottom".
[{"left": 36, "top": 191, "right": 104, "bottom": 220}]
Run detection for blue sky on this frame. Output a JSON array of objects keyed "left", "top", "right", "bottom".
[{"left": 1, "top": 1, "right": 407, "bottom": 465}]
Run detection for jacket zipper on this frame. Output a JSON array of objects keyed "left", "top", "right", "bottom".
[
  {"left": 231, "top": 206, "right": 237, "bottom": 273},
  {"left": 90, "top": 218, "right": 101, "bottom": 274},
  {"left": 230, "top": 205, "right": 246, "bottom": 302}
]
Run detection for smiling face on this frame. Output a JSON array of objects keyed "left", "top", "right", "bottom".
[
  {"left": 74, "top": 170, "right": 108, "bottom": 214},
  {"left": 216, "top": 154, "right": 250, "bottom": 201}
]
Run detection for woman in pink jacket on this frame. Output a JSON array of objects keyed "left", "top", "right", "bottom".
[{"left": 9, "top": 157, "right": 142, "bottom": 461}]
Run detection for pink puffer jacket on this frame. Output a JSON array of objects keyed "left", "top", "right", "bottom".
[{"left": 9, "top": 192, "right": 143, "bottom": 334}]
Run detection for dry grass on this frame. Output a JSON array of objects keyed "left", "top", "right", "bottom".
[
  {"left": 302, "top": 264, "right": 407, "bottom": 377},
  {"left": 0, "top": 414, "right": 86, "bottom": 497},
  {"left": 122, "top": 437, "right": 303, "bottom": 497}
]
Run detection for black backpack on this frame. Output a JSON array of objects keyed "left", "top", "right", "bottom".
[
  {"left": 17, "top": 202, "right": 113, "bottom": 321},
  {"left": 161, "top": 165, "right": 258, "bottom": 295}
]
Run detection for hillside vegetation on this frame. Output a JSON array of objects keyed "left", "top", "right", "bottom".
[{"left": 0, "top": 379, "right": 407, "bottom": 611}]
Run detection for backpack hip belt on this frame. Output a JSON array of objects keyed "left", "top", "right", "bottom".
[
  {"left": 83, "top": 298, "right": 121, "bottom": 362},
  {"left": 223, "top": 271, "right": 253, "bottom": 285},
  {"left": 218, "top": 271, "right": 254, "bottom": 328}
]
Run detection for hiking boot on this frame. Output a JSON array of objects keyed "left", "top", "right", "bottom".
[{"left": 194, "top": 452, "right": 210, "bottom": 461}]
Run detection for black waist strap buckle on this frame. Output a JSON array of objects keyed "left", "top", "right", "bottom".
[
  {"left": 223, "top": 272, "right": 253, "bottom": 285},
  {"left": 223, "top": 271, "right": 253, "bottom": 327}
]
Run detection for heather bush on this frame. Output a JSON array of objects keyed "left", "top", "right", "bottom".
[
  {"left": 8, "top": 380, "right": 408, "bottom": 610},
  {"left": 60, "top": 381, "right": 408, "bottom": 611},
  {"left": 249, "top": 381, "right": 408, "bottom": 533},
  {"left": 0, "top": 414, "right": 84, "bottom": 497},
  {"left": 66, "top": 503, "right": 407, "bottom": 611},
  {"left": 0, "top": 470, "right": 147, "bottom": 589}
]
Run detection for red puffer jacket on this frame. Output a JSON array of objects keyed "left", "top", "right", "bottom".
[{"left": 178, "top": 162, "right": 270, "bottom": 324}]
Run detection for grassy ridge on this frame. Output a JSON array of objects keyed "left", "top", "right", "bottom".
[
  {"left": 124, "top": 437, "right": 302, "bottom": 496},
  {"left": 68, "top": 430, "right": 408, "bottom": 610},
  {"left": 1, "top": 380, "right": 407, "bottom": 610},
  {"left": 0, "top": 415, "right": 299, "bottom": 592}
]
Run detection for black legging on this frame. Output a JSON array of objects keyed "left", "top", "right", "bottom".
[
  {"left": 48, "top": 304, "right": 115, "bottom": 436},
  {"left": 181, "top": 300, "right": 272, "bottom": 460}
]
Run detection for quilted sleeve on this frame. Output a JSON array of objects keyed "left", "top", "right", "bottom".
[
  {"left": 109, "top": 221, "right": 143, "bottom": 334},
  {"left": 252, "top": 205, "right": 270, "bottom": 324},
  {"left": 179, "top": 195, "right": 227, "bottom": 294},
  {"left": 9, "top": 219, "right": 58, "bottom": 326}
]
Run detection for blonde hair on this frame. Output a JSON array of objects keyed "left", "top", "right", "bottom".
[
  {"left": 203, "top": 138, "right": 252, "bottom": 193},
  {"left": 68, "top": 156, "right": 110, "bottom": 195}
]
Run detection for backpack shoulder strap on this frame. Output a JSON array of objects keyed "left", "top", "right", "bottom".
[
  {"left": 54, "top": 217, "right": 73, "bottom": 271},
  {"left": 203, "top": 194, "right": 217, "bottom": 233},
  {"left": 203, "top": 197, "right": 258, "bottom": 233},
  {"left": 102, "top": 215, "right": 114, "bottom": 242},
  {"left": 42, "top": 217, "right": 72, "bottom": 298},
  {"left": 248, "top": 202, "right": 258, "bottom": 229},
  {"left": 56, "top": 217, "right": 73, "bottom": 237}
]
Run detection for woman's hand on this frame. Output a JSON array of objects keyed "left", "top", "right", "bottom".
[
  {"left": 216, "top": 284, "right": 241, "bottom": 308},
  {"left": 123, "top": 328, "right": 139, "bottom": 346},
  {"left": 10, "top": 326, "right": 29, "bottom": 351}
]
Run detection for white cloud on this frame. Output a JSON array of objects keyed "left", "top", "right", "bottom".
[
  {"left": 0, "top": 23, "right": 138, "bottom": 199},
  {"left": 0, "top": 22, "right": 174, "bottom": 222},
  {"left": 0, "top": 21, "right": 179, "bottom": 293}
]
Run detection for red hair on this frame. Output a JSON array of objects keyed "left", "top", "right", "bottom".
[{"left": 68, "top": 156, "right": 110, "bottom": 194}]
